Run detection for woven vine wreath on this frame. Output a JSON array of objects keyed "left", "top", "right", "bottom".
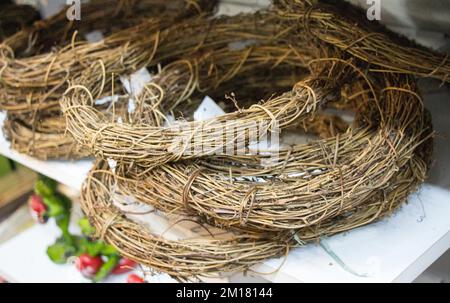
[
  {"left": 62, "top": 0, "right": 441, "bottom": 277},
  {"left": 272, "top": 0, "right": 450, "bottom": 81},
  {"left": 65, "top": 1, "right": 441, "bottom": 276},
  {"left": 1, "top": 8, "right": 303, "bottom": 160},
  {"left": 60, "top": 0, "right": 449, "bottom": 168},
  {"left": 68, "top": 49, "right": 433, "bottom": 233},
  {"left": 0, "top": 0, "right": 217, "bottom": 159},
  {"left": 79, "top": 68, "right": 432, "bottom": 278}
]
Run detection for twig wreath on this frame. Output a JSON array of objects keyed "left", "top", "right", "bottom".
[
  {"left": 70, "top": 9, "right": 436, "bottom": 276},
  {"left": 1, "top": 0, "right": 217, "bottom": 159},
  {"left": 61, "top": 0, "right": 448, "bottom": 166},
  {"left": 80, "top": 69, "right": 432, "bottom": 277}
]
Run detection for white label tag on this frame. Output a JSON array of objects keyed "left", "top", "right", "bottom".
[
  {"left": 84, "top": 30, "right": 104, "bottom": 43},
  {"left": 193, "top": 96, "right": 225, "bottom": 121},
  {"left": 120, "top": 67, "right": 152, "bottom": 97},
  {"left": 38, "top": 0, "right": 65, "bottom": 19},
  {"left": 128, "top": 99, "right": 136, "bottom": 114},
  {"left": 120, "top": 68, "right": 152, "bottom": 114},
  {"left": 163, "top": 114, "right": 176, "bottom": 127},
  {"left": 94, "top": 95, "right": 119, "bottom": 106},
  {"left": 107, "top": 158, "right": 117, "bottom": 172}
]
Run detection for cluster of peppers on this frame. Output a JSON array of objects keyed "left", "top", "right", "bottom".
[{"left": 29, "top": 176, "right": 145, "bottom": 283}]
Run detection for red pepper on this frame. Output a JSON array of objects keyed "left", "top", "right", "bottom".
[
  {"left": 112, "top": 257, "right": 137, "bottom": 275},
  {"left": 76, "top": 253, "right": 104, "bottom": 279},
  {"left": 29, "top": 195, "right": 48, "bottom": 224},
  {"left": 127, "top": 274, "right": 145, "bottom": 283}
]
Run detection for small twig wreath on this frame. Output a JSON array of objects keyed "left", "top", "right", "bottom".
[{"left": 0, "top": 0, "right": 217, "bottom": 159}]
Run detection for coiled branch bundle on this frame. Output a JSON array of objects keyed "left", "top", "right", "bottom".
[
  {"left": 71, "top": 7, "right": 436, "bottom": 277},
  {"left": 1, "top": 0, "right": 218, "bottom": 159}
]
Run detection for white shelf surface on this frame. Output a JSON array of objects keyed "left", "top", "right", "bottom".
[
  {"left": 0, "top": 112, "right": 92, "bottom": 190},
  {"left": 1, "top": 81, "right": 449, "bottom": 283},
  {"left": 254, "top": 185, "right": 450, "bottom": 283}
]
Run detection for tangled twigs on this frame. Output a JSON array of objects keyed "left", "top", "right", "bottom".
[
  {"left": 72, "top": 2, "right": 436, "bottom": 278},
  {"left": 0, "top": 0, "right": 218, "bottom": 159},
  {"left": 62, "top": 45, "right": 343, "bottom": 169},
  {"left": 104, "top": 72, "right": 433, "bottom": 233},
  {"left": 0, "top": 0, "right": 217, "bottom": 114},
  {"left": 273, "top": 0, "right": 450, "bottom": 82}
]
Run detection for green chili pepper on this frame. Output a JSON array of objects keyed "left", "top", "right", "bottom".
[
  {"left": 43, "top": 196, "right": 65, "bottom": 217},
  {"left": 46, "top": 237, "right": 78, "bottom": 264},
  {"left": 92, "top": 255, "right": 120, "bottom": 283},
  {"left": 100, "top": 243, "right": 118, "bottom": 256},
  {"left": 78, "top": 218, "right": 96, "bottom": 237},
  {"left": 56, "top": 215, "right": 73, "bottom": 246},
  {"left": 34, "top": 176, "right": 57, "bottom": 197}
]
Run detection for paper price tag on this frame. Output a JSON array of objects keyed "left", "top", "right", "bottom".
[
  {"left": 38, "top": 0, "right": 66, "bottom": 19},
  {"left": 84, "top": 30, "right": 104, "bottom": 43},
  {"left": 120, "top": 68, "right": 152, "bottom": 114},
  {"left": 120, "top": 67, "right": 152, "bottom": 97},
  {"left": 193, "top": 96, "right": 225, "bottom": 121}
]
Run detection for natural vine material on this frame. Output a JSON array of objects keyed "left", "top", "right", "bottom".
[
  {"left": 273, "top": 0, "right": 450, "bottom": 82},
  {"left": 80, "top": 71, "right": 432, "bottom": 277},
  {"left": 70, "top": 2, "right": 438, "bottom": 278},
  {"left": 0, "top": 0, "right": 217, "bottom": 159},
  {"left": 0, "top": 0, "right": 217, "bottom": 114},
  {"left": 1, "top": 8, "right": 293, "bottom": 160}
]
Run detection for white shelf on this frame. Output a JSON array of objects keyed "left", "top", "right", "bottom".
[
  {"left": 1, "top": 81, "right": 449, "bottom": 283},
  {"left": 254, "top": 184, "right": 450, "bottom": 282},
  {"left": 0, "top": 112, "right": 92, "bottom": 190}
]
